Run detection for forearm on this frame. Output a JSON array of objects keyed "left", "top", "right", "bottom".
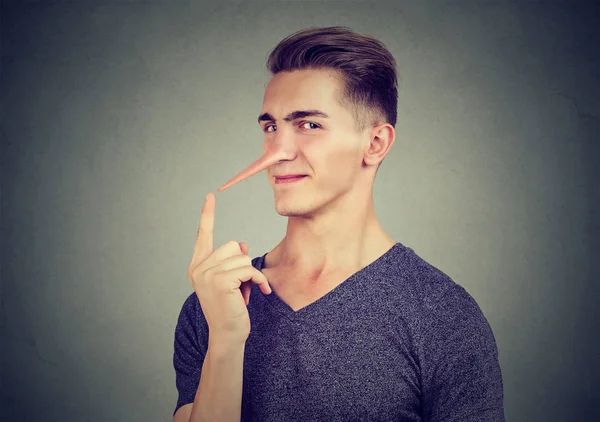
[{"left": 189, "top": 342, "right": 245, "bottom": 422}]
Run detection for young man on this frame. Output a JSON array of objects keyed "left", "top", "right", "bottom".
[{"left": 173, "top": 27, "right": 505, "bottom": 422}]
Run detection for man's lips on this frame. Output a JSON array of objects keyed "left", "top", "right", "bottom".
[
  {"left": 275, "top": 175, "right": 306, "bottom": 179},
  {"left": 274, "top": 175, "right": 307, "bottom": 184}
]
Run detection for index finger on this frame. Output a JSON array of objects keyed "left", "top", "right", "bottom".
[{"left": 192, "top": 192, "right": 215, "bottom": 264}]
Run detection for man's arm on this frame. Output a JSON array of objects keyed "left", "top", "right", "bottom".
[
  {"left": 173, "top": 343, "right": 245, "bottom": 422},
  {"left": 173, "top": 193, "right": 272, "bottom": 421},
  {"left": 173, "top": 404, "right": 192, "bottom": 422},
  {"left": 420, "top": 284, "right": 505, "bottom": 421}
]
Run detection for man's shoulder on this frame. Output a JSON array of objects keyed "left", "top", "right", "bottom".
[
  {"left": 180, "top": 291, "right": 200, "bottom": 312},
  {"left": 367, "top": 243, "right": 463, "bottom": 311},
  {"left": 175, "top": 291, "right": 208, "bottom": 332}
]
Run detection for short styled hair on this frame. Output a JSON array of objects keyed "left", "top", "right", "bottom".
[{"left": 266, "top": 26, "right": 398, "bottom": 133}]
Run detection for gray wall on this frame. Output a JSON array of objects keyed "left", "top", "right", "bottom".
[{"left": 2, "top": 1, "right": 598, "bottom": 421}]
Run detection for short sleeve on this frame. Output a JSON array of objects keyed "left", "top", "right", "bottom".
[
  {"left": 419, "top": 285, "right": 505, "bottom": 421},
  {"left": 173, "top": 292, "right": 209, "bottom": 416}
]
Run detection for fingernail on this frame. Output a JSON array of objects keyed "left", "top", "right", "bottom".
[{"left": 206, "top": 193, "right": 211, "bottom": 201}]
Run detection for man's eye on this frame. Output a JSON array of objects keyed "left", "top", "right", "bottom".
[
  {"left": 264, "top": 124, "right": 276, "bottom": 133},
  {"left": 301, "top": 122, "right": 320, "bottom": 130}
]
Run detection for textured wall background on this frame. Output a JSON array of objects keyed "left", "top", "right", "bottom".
[{"left": 1, "top": 1, "right": 598, "bottom": 421}]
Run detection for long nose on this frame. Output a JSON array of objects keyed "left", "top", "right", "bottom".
[{"left": 218, "top": 138, "right": 294, "bottom": 192}]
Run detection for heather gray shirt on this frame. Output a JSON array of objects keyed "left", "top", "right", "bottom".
[{"left": 173, "top": 242, "right": 505, "bottom": 421}]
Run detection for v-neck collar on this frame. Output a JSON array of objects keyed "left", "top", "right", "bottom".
[{"left": 255, "top": 242, "right": 403, "bottom": 322}]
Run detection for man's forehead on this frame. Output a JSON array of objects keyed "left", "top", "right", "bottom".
[{"left": 261, "top": 69, "right": 345, "bottom": 116}]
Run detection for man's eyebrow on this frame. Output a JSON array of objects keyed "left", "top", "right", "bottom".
[{"left": 258, "top": 110, "right": 329, "bottom": 124}]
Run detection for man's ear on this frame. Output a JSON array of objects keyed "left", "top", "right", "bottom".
[{"left": 363, "top": 123, "right": 395, "bottom": 167}]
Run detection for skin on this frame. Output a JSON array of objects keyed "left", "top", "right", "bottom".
[{"left": 218, "top": 68, "right": 397, "bottom": 299}]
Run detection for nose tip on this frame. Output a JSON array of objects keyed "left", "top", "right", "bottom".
[{"left": 217, "top": 144, "right": 291, "bottom": 192}]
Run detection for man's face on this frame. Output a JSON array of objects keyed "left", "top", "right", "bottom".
[{"left": 258, "top": 68, "right": 370, "bottom": 218}]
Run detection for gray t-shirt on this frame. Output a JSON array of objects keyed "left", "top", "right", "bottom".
[{"left": 173, "top": 242, "right": 505, "bottom": 421}]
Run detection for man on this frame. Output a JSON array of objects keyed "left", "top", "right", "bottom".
[{"left": 173, "top": 27, "right": 505, "bottom": 421}]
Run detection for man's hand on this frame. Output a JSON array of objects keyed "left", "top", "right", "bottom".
[{"left": 187, "top": 192, "right": 272, "bottom": 347}]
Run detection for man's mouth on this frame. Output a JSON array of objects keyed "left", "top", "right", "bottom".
[{"left": 275, "top": 175, "right": 307, "bottom": 184}]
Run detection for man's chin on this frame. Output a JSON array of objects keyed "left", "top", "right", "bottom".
[
  {"left": 275, "top": 208, "right": 304, "bottom": 217},
  {"left": 274, "top": 203, "right": 311, "bottom": 218}
]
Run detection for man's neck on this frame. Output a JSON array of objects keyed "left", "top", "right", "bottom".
[{"left": 265, "top": 201, "right": 395, "bottom": 277}]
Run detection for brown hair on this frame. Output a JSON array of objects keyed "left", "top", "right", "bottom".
[{"left": 266, "top": 26, "right": 398, "bottom": 132}]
